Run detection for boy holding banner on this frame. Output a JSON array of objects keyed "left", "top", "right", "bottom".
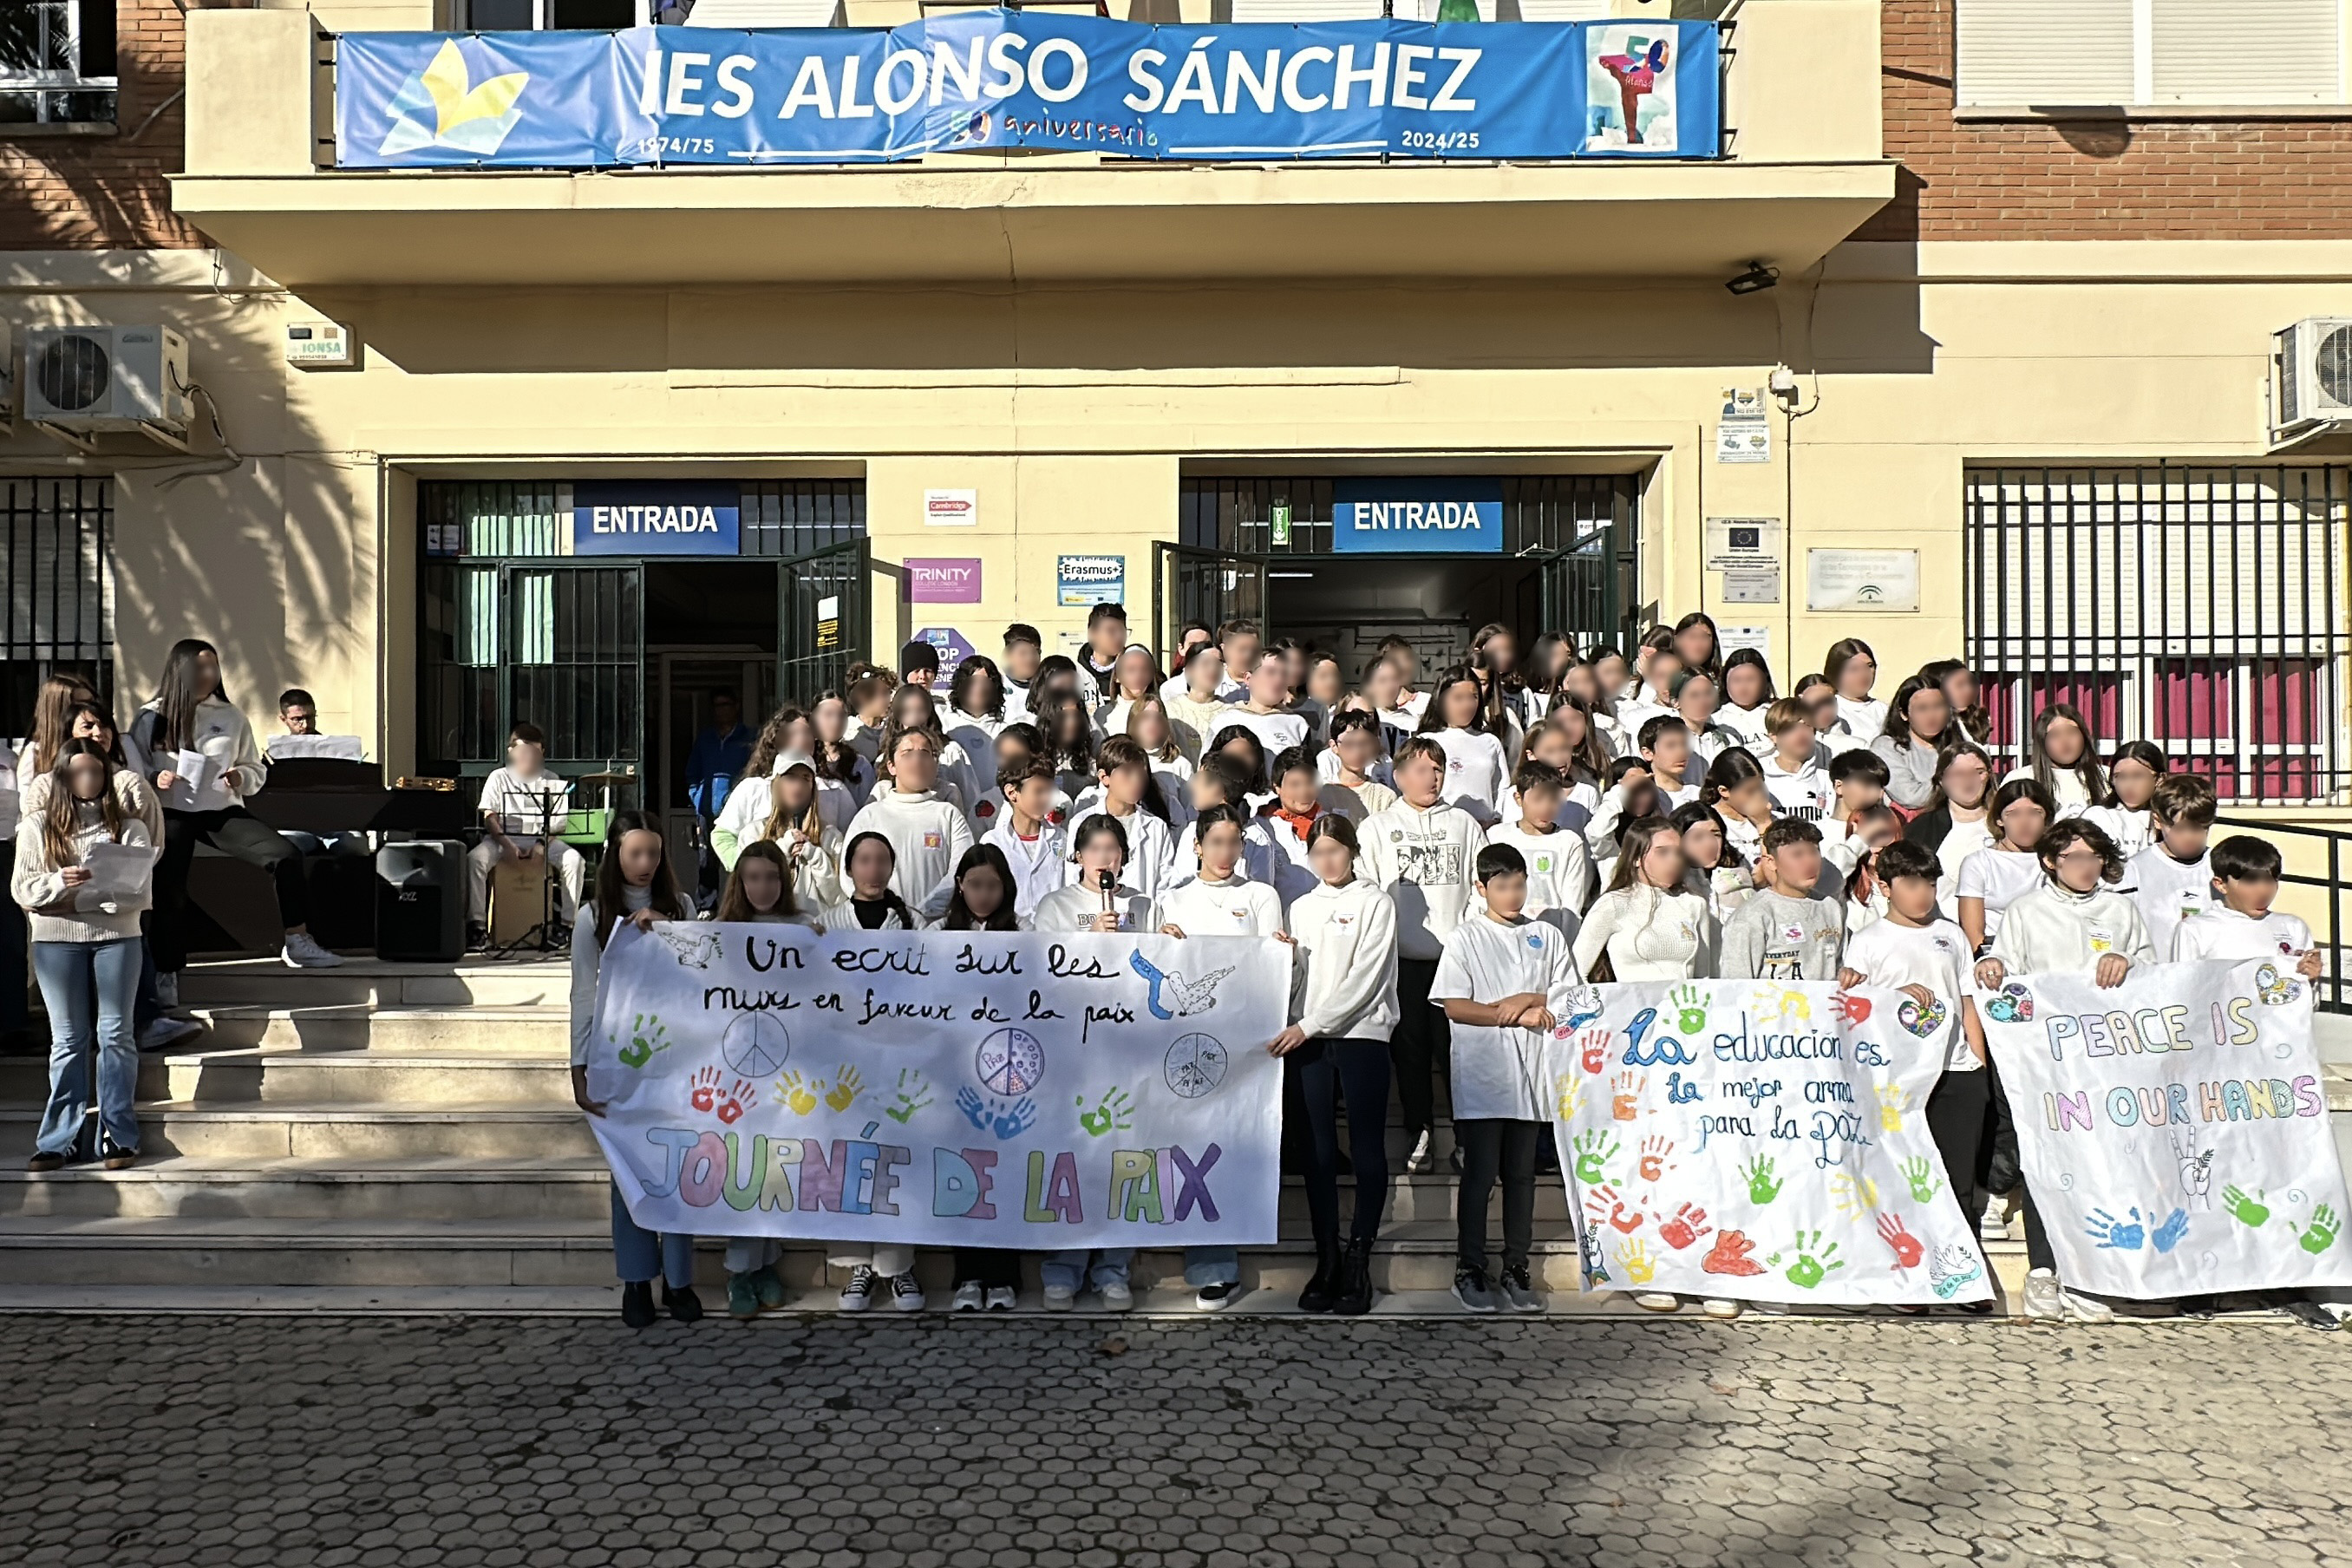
[
  {"left": 1976, "top": 818, "right": 2153, "bottom": 1323},
  {"left": 1432, "top": 844, "right": 1584, "bottom": 1315},
  {"left": 1721, "top": 820, "right": 1842, "bottom": 984},
  {"left": 2172, "top": 834, "right": 2323, "bottom": 974},
  {"left": 1839, "top": 839, "right": 1996, "bottom": 1314}
]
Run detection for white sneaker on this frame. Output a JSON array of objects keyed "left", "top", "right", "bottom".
[
  {"left": 1701, "top": 1298, "right": 1744, "bottom": 1320},
  {"left": 1979, "top": 1199, "right": 2013, "bottom": 1242},
  {"left": 1042, "top": 1284, "right": 1076, "bottom": 1311},
  {"left": 1404, "top": 1129, "right": 1434, "bottom": 1174},
  {"left": 2061, "top": 1288, "right": 2115, "bottom": 1324},
  {"left": 2021, "top": 1267, "right": 2063, "bottom": 1323},
  {"left": 281, "top": 931, "right": 344, "bottom": 969},
  {"left": 1195, "top": 1282, "right": 1236, "bottom": 1311},
  {"left": 889, "top": 1271, "right": 926, "bottom": 1312},
  {"left": 984, "top": 1285, "right": 1017, "bottom": 1312},
  {"left": 154, "top": 972, "right": 180, "bottom": 1009},
  {"left": 951, "top": 1280, "right": 984, "bottom": 1312},
  {"left": 138, "top": 1016, "right": 202, "bottom": 1052},
  {"left": 1100, "top": 1281, "right": 1133, "bottom": 1311},
  {"left": 839, "top": 1264, "right": 877, "bottom": 1311},
  {"left": 1633, "top": 1292, "right": 1681, "bottom": 1313}
]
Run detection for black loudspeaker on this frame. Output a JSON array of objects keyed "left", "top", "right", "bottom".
[{"left": 376, "top": 840, "right": 467, "bottom": 963}]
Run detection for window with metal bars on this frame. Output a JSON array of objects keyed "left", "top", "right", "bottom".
[
  {"left": 0, "top": 0, "right": 115, "bottom": 127},
  {"left": 1963, "top": 466, "right": 2351, "bottom": 805},
  {"left": 420, "top": 480, "right": 865, "bottom": 562},
  {"left": 0, "top": 476, "right": 112, "bottom": 732}
]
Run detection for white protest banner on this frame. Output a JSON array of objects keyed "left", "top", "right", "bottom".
[
  {"left": 1980, "top": 957, "right": 2352, "bottom": 1298},
  {"left": 1546, "top": 979, "right": 1993, "bottom": 1306},
  {"left": 585, "top": 924, "right": 1287, "bottom": 1248}
]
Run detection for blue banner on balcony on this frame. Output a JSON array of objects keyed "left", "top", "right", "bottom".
[{"left": 333, "top": 13, "right": 1719, "bottom": 168}]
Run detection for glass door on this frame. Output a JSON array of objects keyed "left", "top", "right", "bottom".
[
  {"left": 776, "top": 537, "right": 871, "bottom": 705},
  {"left": 500, "top": 560, "right": 644, "bottom": 791},
  {"left": 1153, "top": 543, "right": 1266, "bottom": 658}
]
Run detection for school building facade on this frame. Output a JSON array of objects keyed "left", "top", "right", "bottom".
[{"left": 4, "top": 0, "right": 2352, "bottom": 833}]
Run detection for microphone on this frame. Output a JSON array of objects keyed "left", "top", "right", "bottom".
[{"left": 1097, "top": 866, "right": 1115, "bottom": 911}]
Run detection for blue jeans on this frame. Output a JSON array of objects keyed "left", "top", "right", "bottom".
[
  {"left": 31, "top": 939, "right": 141, "bottom": 1158},
  {"left": 611, "top": 1185, "right": 694, "bottom": 1288},
  {"left": 1040, "top": 1248, "right": 1131, "bottom": 1292},
  {"left": 1183, "top": 1245, "right": 1238, "bottom": 1288}
]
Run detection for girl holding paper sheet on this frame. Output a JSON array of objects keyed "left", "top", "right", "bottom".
[
  {"left": 127, "top": 640, "right": 340, "bottom": 982},
  {"left": 13, "top": 741, "right": 152, "bottom": 1173}
]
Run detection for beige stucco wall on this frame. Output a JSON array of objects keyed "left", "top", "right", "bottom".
[{"left": 5, "top": 239, "right": 2349, "bottom": 800}]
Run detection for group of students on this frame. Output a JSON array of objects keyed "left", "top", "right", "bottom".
[
  {"left": 4, "top": 644, "right": 350, "bottom": 1174},
  {"left": 572, "top": 604, "right": 2333, "bottom": 1329}
]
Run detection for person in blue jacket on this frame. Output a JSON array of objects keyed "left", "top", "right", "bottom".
[{"left": 686, "top": 689, "right": 754, "bottom": 905}]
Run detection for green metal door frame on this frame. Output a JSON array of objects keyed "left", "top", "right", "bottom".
[{"left": 776, "top": 537, "right": 872, "bottom": 706}]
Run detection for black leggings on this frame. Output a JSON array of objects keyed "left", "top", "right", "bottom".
[
  {"left": 1937, "top": 1062, "right": 2056, "bottom": 1271},
  {"left": 154, "top": 807, "right": 306, "bottom": 971},
  {"left": 1390, "top": 957, "right": 1452, "bottom": 1140},
  {"left": 1290, "top": 1036, "right": 1393, "bottom": 1250},
  {"left": 1456, "top": 1118, "right": 1543, "bottom": 1276}
]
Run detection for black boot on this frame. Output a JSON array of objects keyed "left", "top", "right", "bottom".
[
  {"left": 620, "top": 1280, "right": 657, "bottom": 1329},
  {"left": 1334, "top": 1238, "right": 1375, "bottom": 1316},
  {"left": 1297, "top": 1241, "right": 1343, "bottom": 1313},
  {"left": 663, "top": 1282, "right": 704, "bottom": 1323}
]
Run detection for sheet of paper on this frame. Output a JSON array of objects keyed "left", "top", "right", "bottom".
[
  {"left": 167, "top": 748, "right": 214, "bottom": 810},
  {"left": 77, "top": 840, "right": 154, "bottom": 906}
]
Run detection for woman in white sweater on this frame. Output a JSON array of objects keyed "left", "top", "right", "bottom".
[
  {"left": 567, "top": 813, "right": 700, "bottom": 1330},
  {"left": 1975, "top": 817, "right": 2153, "bottom": 1328},
  {"left": 1572, "top": 816, "right": 1720, "bottom": 982},
  {"left": 127, "top": 639, "right": 339, "bottom": 980},
  {"left": 845, "top": 727, "right": 973, "bottom": 922},
  {"left": 1268, "top": 814, "right": 1398, "bottom": 1317},
  {"left": 14, "top": 741, "right": 153, "bottom": 1172}
]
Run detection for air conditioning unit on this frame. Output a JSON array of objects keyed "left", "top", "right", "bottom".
[
  {"left": 2270, "top": 317, "right": 2352, "bottom": 448},
  {"left": 23, "top": 325, "right": 193, "bottom": 443}
]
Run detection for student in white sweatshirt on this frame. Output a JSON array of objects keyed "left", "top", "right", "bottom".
[
  {"left": 1031, "top": 815, "right": 1157, "bottom": 936},
  {"left": 1823, "top": 637, "right": 1887, "bottom": 744},
  {"left": 979, "top": 756, "right": 1069, "bottom": 922},
  {"left": 1155, "top": 803, "right": 1290, "bottom": 1310},
  {"left": 2000, "top": 702, "right": 2107, "bottom": 817},
  {"left": 1635, "top": 715, "right": 1702, "bottom": 811},
  {"left": 1717, "top": 649, "right": 1776, "bottom": 751},
  {"left": 1357, "top": 736, "right": 1488, "bottom": 1173},
  {"left": 567, "top": 813, "right": 701, "bottom": 1329},
  {"left": 1486, "top": 761, "right": 1593, "bottom": 938},
  {"left": 2082, "top": 741, "right": 2164, "bottom": 864},
  {"left": 1267, "top": 814, "right": 1398, "bottom": 1317},
  {"left": 1756, "top": 698, "right": 1835, "bottom": 823},
  {"left": 1955, "top": 779, "right": 2056, "bottom": 955},
  {"left": 1067, "top": 736, "right": 1176, "bottom": 905},
  {"left": 2172, "top": 834, "right": 2323, "bottom": 975},
  {"left": 127, "top": 639, "right": 338, "bottom": 977},
  {"left": 1208, "top": 654, "right": 1310, "bottom": 760},
  {"left": 1976, "top": 818, "right": 2153, "bottom": 1327},
  {"left": 844, "top": 727, "right": 973, "bottom": 922},
  {"left": 2120, "top": 771, "right": 2217, "bottom": 960},
  {"left": 1572, "top": 816, "right": 1720, "bottom": 983},
  {"left": 1418, "top": 669, "right": 1512, "bottom": 826}
]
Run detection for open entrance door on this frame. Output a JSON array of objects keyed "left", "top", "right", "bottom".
[
  {"left": 776, "top": 538, "right": 871, "bottom": 705},
  {"left": 1534, "top": 508, "right": 1642, "bottom": 654},
  {"left": 500, "top": 559, "right": 644, "bottom": 784},
  {"left": 1153, "top": 543, "right": 1265, "bottom": 662}
]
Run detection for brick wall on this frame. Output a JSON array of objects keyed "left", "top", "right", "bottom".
[
  {"left": 1862, "top": 0, "right": 2352, "bottom": 242},
  {"left": 0, "top": 0, "right": 202, "bottom": 250}
]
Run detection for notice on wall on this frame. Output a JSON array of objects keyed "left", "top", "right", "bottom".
[
  {"left": 1548, "top": 979, "right": 1994, "bottom": 1307},
  {"left": 1980, "top": 958, "right": 2352, "bottom": 1299},
  {"left": 924, "top": 488, "right": 978, "bottom": 527},
  {"left": 1722, "top": 568, "right": 1780, "bottom": 604},
  {"left": 906, "top": 559, "right": 983, "bottom": 604},
  {"left": 1057, "top": 553, "right": 1127, "bottom": 610},
  {"left": 1716, "top": 625, "right": 1772, "bottom": 662},
  {"left": 586, "top": 925, "right": 1287, "bottom": 1248},
  {"left": 1806, "top": 549, "right": 1919, "bottom": 613},
  {"left": 1714, "top": 389, "right": 1770, "bottom": 465}
]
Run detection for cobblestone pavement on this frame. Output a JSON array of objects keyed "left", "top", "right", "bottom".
[{"left": 2, "top": 1314, "right": 2346, "bottom": 1568}]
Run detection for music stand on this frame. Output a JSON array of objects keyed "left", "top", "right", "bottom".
[{"left": 487, "top": 780, "right": 574, "bottom": 957}]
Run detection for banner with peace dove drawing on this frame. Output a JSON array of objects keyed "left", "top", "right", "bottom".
[
  {"left": 1980, "top": 957, "right": 2352, "bottom": 1297},
  {"left": 1546, "top": 978, "right": 1994, "bottom": 1306}
]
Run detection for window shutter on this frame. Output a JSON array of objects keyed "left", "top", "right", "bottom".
[
  {"left": 2151, "top": 0, "right": 2340, "bottom": 104},
  {"left": 1955, "top": 0, "right": 2136, "bottom": 107}
]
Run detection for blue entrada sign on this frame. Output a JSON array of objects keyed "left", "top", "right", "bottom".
[
  {"left": 1330, "top": 479, "right": 1504, "bottom": 555},
  {"left": 572, "top": 480, "right": 741, "bottom": 556}
]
